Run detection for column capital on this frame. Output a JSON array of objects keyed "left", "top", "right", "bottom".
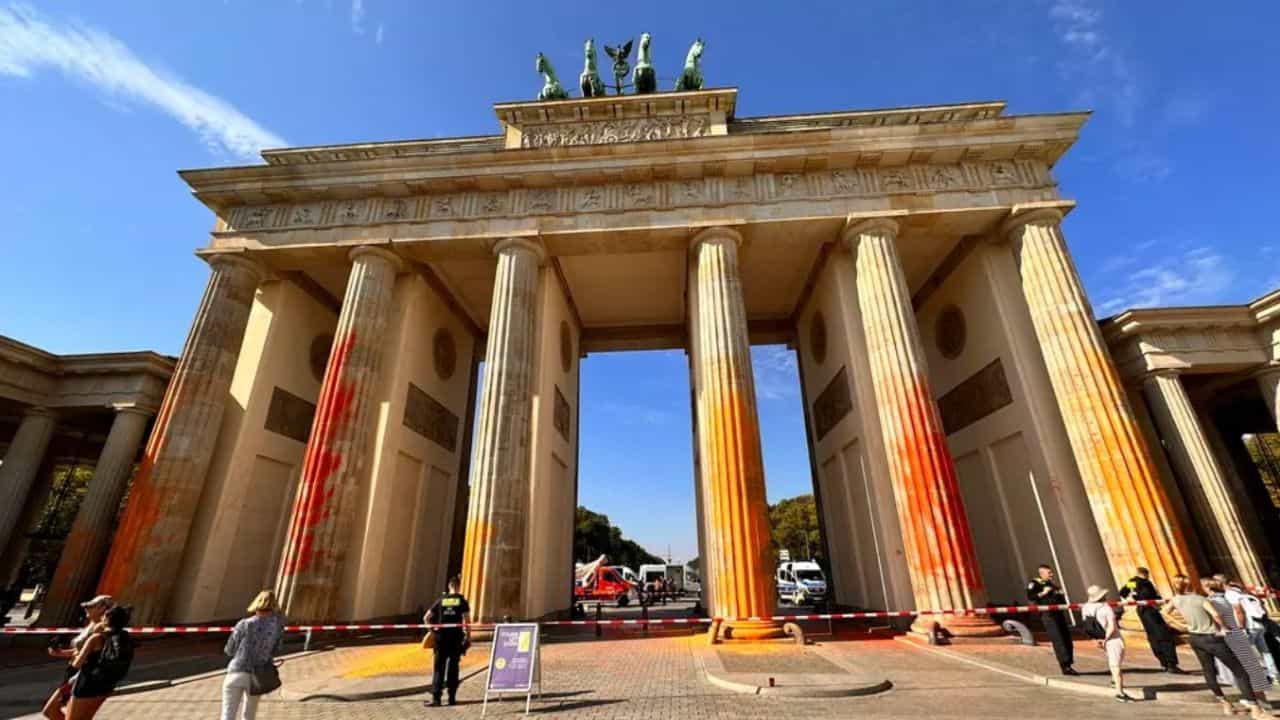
[
  {"left": 348, "top": 245, "right": 405, "bottom": 273},
  {"left": 1143, "top": 368, "right": 1185, "bottom": 383},
  {"left": 204, "top": 252, "right": 268, "bottom": 286},
  {"left": 491, "top": 237, "right": 547, "bottom": 265},
  {"left": 689, "top": 226, "right": 743, "bottom": 253},
  {"left": 841, "top": 215, "right": 900, "bottom": 252},
  {"left": 1000, "top": 202, "right": 1073, "bottom": 240}
]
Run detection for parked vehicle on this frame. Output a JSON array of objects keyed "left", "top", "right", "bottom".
[
  {"left": 575, "top": 555, "right": 638, "bottom": 606},
  {"left": 776, "top": 560, "right": 827, "bottom": 605},
  {"left": 611, "top": 566, "right": 639, "bottom": 585},
  {"left": 639, "top": 563, "right": 686, "bottom": 596}
]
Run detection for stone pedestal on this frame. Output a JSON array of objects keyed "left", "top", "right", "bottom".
[
  {"left": 844, "top": 218, "right": 1000, "bottom": 637},
  {"left": 40, "top": 406, "right": 152, "bottom": 626},
  {"left": 1255, "top": 365, "right": 1280, "bottom": 430},
  {"left": 460, "top": 238, "right": 544, "bottom": 625},
  {"left": 1004, "top": 208, "right": 1195, "bottom": 593},
  {"left": 97, "top": 254, "right": 264, "bottom": 624},
  {"left": 1143, "top": 371, "right": 1268, "bottom": 592},
  {"left": 688, "top": 227, "right": 781, "bottom": 640},
  {"left": 276, "top": 247, "right": 401, "bottom": 621},
  {"left": 0, "top": 407, "right": 58, "bottom": 554}
]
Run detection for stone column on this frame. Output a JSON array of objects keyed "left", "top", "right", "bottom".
[
  {"left": 1004, "top": 207, "right": 1195, "bottom": 593},
  {"left": 1255, "top": 365, "right": 1280, "bottom": 429},
  {"left": 40, "top": 406, "right": 152, "bottom": 626},
  {"left": 460, "top": 238, "right": 543, "bottom": 625},
  {"left": 844, "top": 218, "right": 1000, "bottom": 637},
  {"left": 0, "top": 407, "right": 58, "bottom": 554},
  {"left": 97, "top": 254, "right": 264, "bottom": 624},
  {"left": 1143, "top": 371, "right": 1269, "bottom": 591},
  {"left": 688, "top": 227, "right": 780, "bottom": 640},
  {"left": 276, "top": 247, "right": 401, "bottom": 621}
]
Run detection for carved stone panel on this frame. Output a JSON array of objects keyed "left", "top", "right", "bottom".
[
  {"left": 264, "top": 387, "right": 317, "bottom": 443},
  {"left": 553, "top": 385, "right": 572, "bottom": 442},
  {"left": 433, "top": 328, "right": 457, "bottom": 381},
  {"left": 519, "top": 115, "right": 712, "bottom": 149},
  {"left": 937, "top": 359, "right": 1013, "bottom": 435},
  {"left": 812, "top": 366, "right": 853, "bottom": 441},
  {"left": 403, "top": 382, "right": 459, "bottom": 452},
  {"left": 935, "top": 305, "right": 967, "bottom": 360}
]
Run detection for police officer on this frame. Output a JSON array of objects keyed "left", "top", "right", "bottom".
[
  {"left": 425, "top": 576, "right": 470, "bottom": 707},
  {"left": 1118, "top": 566, "right": 1184, "bottom": 673},
  {"left": 1027, "top": 564, "right": 1077, "bottom": 675}
]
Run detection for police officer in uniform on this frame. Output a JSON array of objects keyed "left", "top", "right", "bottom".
[
  {"left": 425, "top": 576, "right": 470, "bottom": 707},
  {"left": 1118, "top": 566, "right": 1184, "bottom": 673},
  {"left": 1027, "top": 564, "right": 1077, "bottom": 675}
]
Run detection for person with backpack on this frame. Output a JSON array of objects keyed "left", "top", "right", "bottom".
[
  {"left": 1168, "top": 574, "right": 1269, "bottom": 719},
  {"left": 221, "top": 590, "right": 285, "bottom": 720},
  {"left": 66, "top": 605, "right": 133, "bottom": 719},
  {"left": 1081, "top": 585, "right": 1131, "bottom": 702},
  {"left": 42, "top": 594, "right": 113, "bottom": 720}
]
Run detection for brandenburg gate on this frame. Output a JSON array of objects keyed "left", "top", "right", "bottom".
[{"left": 83, "top": 83, "right": 1235, "bottom": 639}]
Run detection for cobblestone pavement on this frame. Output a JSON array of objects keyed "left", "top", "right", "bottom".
[{"left": 5, "top": 634, "right": 1247, "bottom": 719}]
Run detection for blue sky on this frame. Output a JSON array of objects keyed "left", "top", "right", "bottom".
[{"left": 0, "top": 1, "right": 1270, "bottom": 562}]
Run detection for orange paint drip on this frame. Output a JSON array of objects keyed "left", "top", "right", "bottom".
[{"left": 96, "top": 452, "right": 160, "bottom": 596}]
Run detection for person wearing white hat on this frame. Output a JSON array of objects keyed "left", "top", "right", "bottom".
[
  {"left": 40, "top": 595, "right": 113, "bottom": 720},
  {"left": 1082, "top": 584, "right": 1131, "bottom": 703}
]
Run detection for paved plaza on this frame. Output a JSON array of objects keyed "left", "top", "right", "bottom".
[{"left": 2, "top": 628, "right": 1252, "bottom": 720}]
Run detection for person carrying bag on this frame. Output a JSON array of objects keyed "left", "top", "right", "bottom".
[{"left": 221, "top": 590, "right": 285, "bottom": 720}]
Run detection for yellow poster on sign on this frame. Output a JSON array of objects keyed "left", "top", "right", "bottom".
[{"left": 517, "top": 631, "right": 531, "bottom": 653}]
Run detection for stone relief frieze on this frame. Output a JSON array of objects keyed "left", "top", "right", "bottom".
[
  {"left": 519, "top": 114, "right": 712, "bottom": 149},
  {"left": 221, "top": 159, "right": 1051, "bottom": 233}
]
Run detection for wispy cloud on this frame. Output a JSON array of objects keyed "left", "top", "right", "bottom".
[
  {"left": 350, "top": 0, "right": 365, "bottom": 34},
  {"left": 751, "top": 346, "right": 799, "bottom": 402},
  {"left": 598, "top": 401, "right": 674, "bottom": 428},
  {"left": 0, "top": 3, "right": 284, "bottom": 159},
  {"left": 1048, "top": 0, "right": 1140, "bottom": 127},
  {"left": 375, "top": 23, "right": 384, "bottom": 45},
  {"left": 1096, "top": 246, "right": 1235, "bottom": 315}
]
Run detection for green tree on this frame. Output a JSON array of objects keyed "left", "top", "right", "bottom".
[
  {"left": 573, "top": 506, "right": 662, "bottom": 570},
  {"left": 768, "top": 494, "right": 820, "bottom": 562}
]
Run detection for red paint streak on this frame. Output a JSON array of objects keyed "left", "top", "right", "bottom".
[
  {"left": 97, "top": 446, "right": 161, "bottom": 596},
  {"left": 281, "top": 331, "right": 358, "bottom": 577}
]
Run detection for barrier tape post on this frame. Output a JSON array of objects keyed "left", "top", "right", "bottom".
[{"left": 304, "top": 627, "right": 313, "bottom": 652}]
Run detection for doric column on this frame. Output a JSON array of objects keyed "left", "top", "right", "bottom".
[
  {"left": 276, "top": 246, "right": 401, "bottom": 621},
  {"left": 0, "top": 407, "right": 58, "bottom": 553},
  {"left": 41, "top": 406, "right": 152, "bottom": 626},
  {"left": 1004, "top": 207, "right": 1195, "bottom": 593},
  {"left": 460, "top": 238, "right": 543, "bottom": 624},
  {"left": 1143, "top": 371, "right": 1269, "bottom": 593},
  {"left": 97, "top": 254, "right": 264, "bottom": 623},
  {"left": 844, "top": 218, "right": 1000, "bottom": 637},
  {"left": 1255, "top": 365, "right": 1280, "bottom": 429},
  {"left": 688, "top": 227, "right": 780, "bottom": 640}
]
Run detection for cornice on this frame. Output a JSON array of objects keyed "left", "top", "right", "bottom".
[{"left": 1101, "top": 305, "right": 1261, "bottom": 342}]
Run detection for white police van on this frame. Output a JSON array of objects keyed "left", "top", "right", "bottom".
[{"left": 775, "top": 560, "right": 827, "bottom": 605}]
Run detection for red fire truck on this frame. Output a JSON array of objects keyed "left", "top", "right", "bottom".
[{"left": 573, "top": 555, "right": 638, "bottom": 606}]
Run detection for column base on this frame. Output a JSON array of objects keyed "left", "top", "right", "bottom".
[
  {"left": 721, "top": 619, "right": 785, "bottom": 641},
  {"left": 911, "top": 613, "right": 1005, "bottom": 638}
]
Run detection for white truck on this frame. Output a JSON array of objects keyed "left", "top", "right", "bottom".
[
  {"left": 775, "top": 560, "right": 828, "bottom": 605},
  {"left": 639, "top": 563, "right": 686, "bottom": 596}
]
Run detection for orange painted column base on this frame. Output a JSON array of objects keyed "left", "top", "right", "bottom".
[{"left": 722, "top": 619, "right": 785, "bottom": 641}]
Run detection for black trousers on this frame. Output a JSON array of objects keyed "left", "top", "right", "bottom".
[
  {"left": 1040, "top": 611, "right": 1074, "bottom": 670},
  {"left": 432, "top": 647, "right": 461, "bottom": 699},
  {"left": 1260, "top": 616, "right": 1280, "bottom": 673},
  {"left": 1136, "top": 605, "right": 1179, "bottom": 668},
  {"left": 1188, "top": 633, "right": 1257, "bottom": 702}
]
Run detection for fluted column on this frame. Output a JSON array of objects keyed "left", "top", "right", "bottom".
[
  {"left": 97, "top": 254, "right": 264, "bottom": 623},
  {"left": 460, "top": 238, "right": 543, "bottom": 625},
  {"left": 41, "top": 406, "right": 152, "bottom": 626},
  {"left": 844, "top": 218, "right": 1000, "bottom": 637},
  {"left": 1143, "top": 371, "right": 1268, "bottom": 592},
  {"left": 688, "top": 227, "right": 780, "bottom": 640},
  {"left": 0, "top": 407, "right": 58, "bottom": 553},
  {"left": 276, "top": 247, "right": 401, "bottom": 621},
  {"left": 1255, "top": 365, "right": 1280, "bottom": 429},
  {"left": 1004, "top": 207, "right": 1195, "bottom": 593}
]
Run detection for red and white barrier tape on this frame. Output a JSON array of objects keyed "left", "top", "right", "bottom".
[{"left": 0, "top": 599, "right": 1163, "bottom": 635}]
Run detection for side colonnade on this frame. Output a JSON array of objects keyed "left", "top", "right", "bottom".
[{"left": 91, "top": 208, "right": 1221, "bottom": 630}]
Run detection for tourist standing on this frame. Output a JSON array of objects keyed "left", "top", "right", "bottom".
[
  {"left": 1026, "top": 564, "right": 1077, "bottom": 675},
  {"left": 1204, "top": 577, "right": 1272, "bottom": 705},
  {"left": 1222, "top": 576, "right": 1278, "bottom": 681},
  {"left": 42, "top": 594, "right": 113, "bottom": 720},
  {"left": 425, "top": 576, "right": 470, "bottom": 707},
  {"left": 1118, "top": 566, "right": 1184, "bottom": 673},
  {"left": 221, "top": 590, "right": 285, "bottom": 720},
  {"left": 1082, "top": 585, "right": 1131, "bottom": 702},
  {"left": 66, "top": 605, "right": 134, "bottom": 720},
  {"left": 1168, "top": 574, "right": 1267, "bottom": 718}
]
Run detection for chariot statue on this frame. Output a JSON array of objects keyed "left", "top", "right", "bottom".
[
  {"left": 580, "top": 39, "right": 606, "bottom": 98},
  {"left": 604, "top": 39, "right": 633, "bottom": 96},
  {"left": 535, "top": 52, "right": 569, "bottom": 101},
  {"left": 631, "top": 33, "right": 656, "bottom": 94},
  {"left": 675, "top": 38, "right": 705, "bottom": 92}
]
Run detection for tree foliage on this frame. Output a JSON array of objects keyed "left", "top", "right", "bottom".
[
  {"left": 573, "top": 506, "right": 662, "bottom": 570},
  {"left": 768, "top": 494, "right": 820, "bottom": 562}
]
